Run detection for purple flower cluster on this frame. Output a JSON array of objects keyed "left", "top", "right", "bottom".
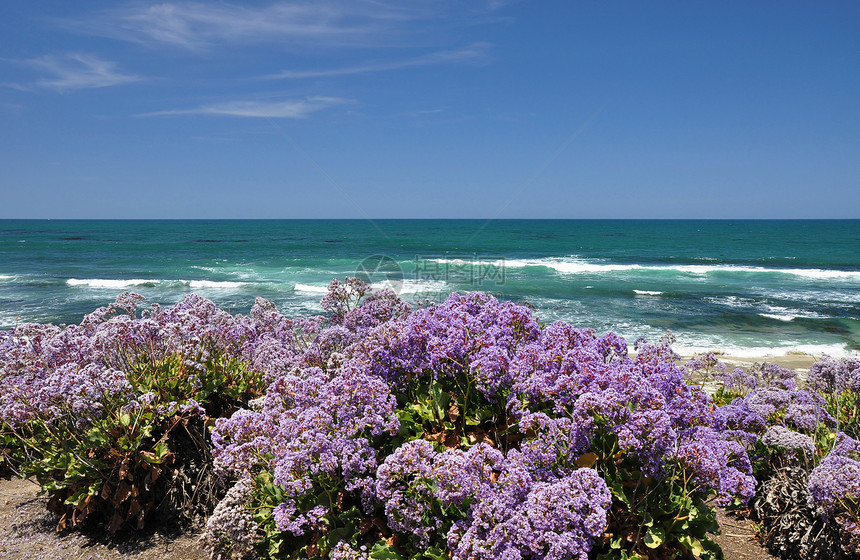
[
  {"left": 714, "top": 385, "right": 833, "bottom": 437},
  {"left": 375, "top": 437, "right": 611, "bottom": 559},
  {"left": 434, "top": 443, "right": 504, "bottom": 507},
  {"left": 686, "top": 352, "right": 727, "bottom": 381},
  {"left": 349, "top": 292, "right": 541, "bottom": 401},
  {"left": 200, "top": 477, "right": 258, "bottom": 560},
  {"left": 375, "top": 440, "right": 441, "bottom": 548},
  {"left": 329, "top": 541, "right": 371, "bottom": 560},
  {"left": 676, "top": 427, "right": 756, "bottom": 506},
  {"left": 0, "top": 292, "right": 271, "bottom": 430},
  {"left": 511, "top": 333, "right": 721, "bottom": 480},
  {"left": 760, "top": 425, "right": 815, "bottom": 456},
  {"left": 808, "top": 433, "right": 860, "bottom": 535},
  {"left": 719, "top": 367, "right": 759, "bottom": 393},
  {"left": 3, "top": 282, "right": 783, "bottom": 558},
  {"left": 212, "top": 363, "right": 400, "bottom": 533},
  {"left": 807, "top": 355, "right": 860, "bottom": 395},
  {"left": 447, "top": 459, "right": 611, "bottom": 560}
]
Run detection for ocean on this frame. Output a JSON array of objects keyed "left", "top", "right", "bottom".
[{"left": 1, "top": 219, "right": 858, "bottom": 358}]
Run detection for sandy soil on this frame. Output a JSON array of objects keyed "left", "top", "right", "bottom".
[
  {"left": 708, "top": 354, "right": 818, "bottom": 376},
  {"left": 714, "top": 509, "right": 778, "bottom": 560},
  {"left": 0, "top": 476, "right": 207, "bottom": 560}
]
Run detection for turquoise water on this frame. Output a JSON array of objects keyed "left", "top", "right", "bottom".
[{"left": 1, "top": 219, "right": 859, "bottom": 357}]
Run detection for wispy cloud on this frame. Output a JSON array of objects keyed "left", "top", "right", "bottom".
[
  {"left": 70, "top": 1, "right": 429, "bottom": 51},
  {"left": 142, "top": 96, "right": 348, "bottom": 118},
  {"left": 264, "top": 42, "right": 491, "bottom": 79},
  {"left": 0, "top": 100, "right": 24, "bottom": 111},
  {"left": 17, "top": 53, "right": 142, "bottom": 91}
]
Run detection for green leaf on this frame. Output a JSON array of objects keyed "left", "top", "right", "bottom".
[
  {"left": 84, "top": 428, "right": 108, "bottom": 448},
  {"left": 644, "top": 527, "right": 665, "bottom": 548},
  {"left": 153, "top": 440, "right": 169, "bottom": 459},
  {"left": 370, "top": 540, "right": 405, "bottom": 560},
  {"left": 420, "top": 547, "right": 448, "bottom": 560},
  {"left": 609, "top": 481, "right": 632, "bottom": 508},
  {"left": 678, "top": 535, "right": 706, "bottom": 557}
]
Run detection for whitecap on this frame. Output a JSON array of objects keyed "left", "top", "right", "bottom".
[
  {"left": 294, "top": 283, "right": 329, "bottom": 294},
  {"left": 188, "top": 280, "right": 247, "bottom": 289},
  {"left": 432, "top": 256, "right": 860, "bottom": 281},
  {"left": 67, "top": 278, "right": 155, "bottom": 289}
]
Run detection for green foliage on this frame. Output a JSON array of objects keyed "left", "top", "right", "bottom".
[
  {"left": 822, "top": 388, "right": 860, "bottom": 442},
  {"left": 9, "top": 350, "right": 264, "bottom": 531},
  {"left": 590, "top": 431, "right": 724, "bottom": 560},
  {"left": 0, "top": 421, "right": 24, "bottom": 474},
  {"left": 128, "top": 352, "right": 263, "bottom": 418},
  {"left": 250, "top": 470, "right": 378, "bottom": 560}
]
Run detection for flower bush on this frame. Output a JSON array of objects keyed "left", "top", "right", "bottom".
[
  {"left": 208, "top": 282, "right": 756, "bottom": 560},
  {"left": 0, "top": 292, "right": 266, "bottom": 531},
  {"left": 3, "top": 279, "right": 859, "bottom": 559},
  {"left": 691, "top": 352, "right": 860, "bottom": 558}
]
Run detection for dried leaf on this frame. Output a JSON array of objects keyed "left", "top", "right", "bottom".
[
  {"left": 82, "top": 494, "right": 97, "bottom": 515},
  {"left": 113, "top": 481, "right": 132, "bottom": 506},
  {"left": 108, "top": 510, "right": 124, "bottom": 533},
  {"left": 447, "top": 402, "right": 460, "bottom": 423},
  {"left": 575, "top": 452, "right": 599, "bottom": 468},
  {"left": 119, "top": 459, "right": 131, "bottom": 481}
]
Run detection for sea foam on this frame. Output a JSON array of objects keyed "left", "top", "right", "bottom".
[
  {"left": 67, "top": 278, "right": 156, "bottom": 289},
  {"left": 67, "top": 278, "right": 247, "bottom": 289},
  {"left": 428, "top": 257, "right": 860, "bottom": 281},
  {"left": 294, "top": 283, "right": 329, "bottom": 294}
]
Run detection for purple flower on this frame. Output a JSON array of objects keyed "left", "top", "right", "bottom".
[
  {"left": 376, "top": 439, "right": 440, "bottom": 548},
  {"left": 676, "top": 427, "right": 756, "bottom": 506},
  {"left": 201, "top": 478, "right": 257, "bottom": 559},
  {"left": 808, "top": 356, "right": 860, "bottom": 395},
  {"left": 449, "top": 456, "right": 611, "bottom": 560},
  {"left": 760, "top": 425, "right": 815, "bottom": 456},
  {"left": 809, "top": 433, "right": 860, "bottom": 531},
  {"left": 434, "top": 443, "right": 504, "bottom": 507},
  {"left": 719, "top": 367, "right": 758, "bottom": 392}
]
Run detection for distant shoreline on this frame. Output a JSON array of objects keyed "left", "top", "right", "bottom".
[{"left": 679, "top": 352, "right": 818, "bottom": 377}]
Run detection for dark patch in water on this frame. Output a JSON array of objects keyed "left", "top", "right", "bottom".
[
  {"left": 60, "top": 237, "right": 87, "bottom": 241},
  {"left": 195, "top": 238, "right": 248, "bottom": 243}
]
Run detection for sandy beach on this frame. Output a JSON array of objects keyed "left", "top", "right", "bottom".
[{"left": 689, "top": 352, "right": 819, "bottom": 376}]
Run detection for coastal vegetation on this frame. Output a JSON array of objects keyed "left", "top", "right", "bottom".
[{"left": 1, "top": 280, "right": 858, "bottom": 559}]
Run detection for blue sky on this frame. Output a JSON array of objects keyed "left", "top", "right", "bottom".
[{"left": 1, "top": 1, "right": 858, "bottom": 219}]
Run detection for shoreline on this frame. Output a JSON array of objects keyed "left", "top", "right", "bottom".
[{"left": 682, "top": 352, "right": 819, "bottom": 375}]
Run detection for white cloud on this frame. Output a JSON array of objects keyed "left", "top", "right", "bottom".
[
  {"left": 24, "top": 53, "right": 142, "bottom": 91},
  {"left": 142, "top": 96, "right": 348, "bottom": 118},
  {"left": 72, "top": 1, "right": 427, "bottom": 51},
  {"left": 264, "top": 42, "right": 491, "bottom": 79}
]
